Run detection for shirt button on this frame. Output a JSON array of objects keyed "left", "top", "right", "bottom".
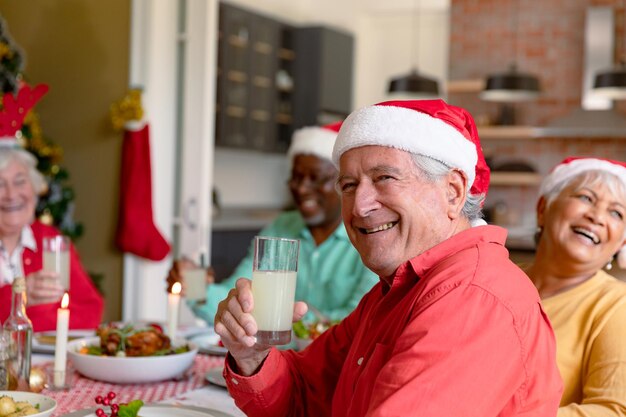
[
  {"left": 25, "top": 258, "right": 31, "bottom": 265},
  {"left": 357, "top": 357, "right": 363, "bottom": 366},
  {"left": 231, "top": 378, "right": 239, "bottom": 385}
]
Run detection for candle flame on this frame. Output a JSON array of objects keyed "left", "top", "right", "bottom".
[
  {"left": 172, "top": 282, "right": 182, "bottom": 295},
  {"left": 61, "top": 292, "right": 69, "bottom": 308}
]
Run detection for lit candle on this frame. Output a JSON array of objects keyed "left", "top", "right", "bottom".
[
  {"left": 54, "top": 293, "right": 70, "bottom": 387},
  {"left": 167, "top": 282, "right": 182, "bottom": 341}
]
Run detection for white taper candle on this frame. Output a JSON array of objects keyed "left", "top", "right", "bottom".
[{"left": 54, "top": 293, "right": 70, "bottom": 387}]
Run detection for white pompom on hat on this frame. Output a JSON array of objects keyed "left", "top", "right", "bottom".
[
  {"left": 287, "top": 121, "right": 342, "bottom": 166},
  {"left": 332, "top": 99, "right": 490, "bottom": 198},
  {"left": 540, "top": 156, "right": 626, "bottom": 268}
]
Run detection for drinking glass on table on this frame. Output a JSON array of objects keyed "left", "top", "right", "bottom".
[
  {"left": 183, "top": 265, "right": 208, "bottom": 302},
  {"left": 251, "top": 236, "right": 299, "bottom": 345},
  {"left": 42, "top": 236, "right": 70, "bottom": 290}
]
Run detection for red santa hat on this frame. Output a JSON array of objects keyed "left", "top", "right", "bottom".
[
  {"left": 332, "top": 99, "right": 490, "bottom": 198},
  {"left": 540, "top": 156, "right": 626, "bottom": 268},
  {"left": 287, "top": 121, "right": 342, "bottom": 165}
]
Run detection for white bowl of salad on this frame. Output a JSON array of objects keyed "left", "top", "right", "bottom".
[{"left": 67, "top": 323, "right": 197, "bottom": 384}]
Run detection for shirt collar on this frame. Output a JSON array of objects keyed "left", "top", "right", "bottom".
[
  {"left": 22, "top": 225, "right": 37, "bottom": 251},
  {"left": 382, "top": 225, "right": 508, "bottom": 291},
  {"left": 0, "top": 225, "right": 37, "bottom": 253},
  {"left": 409, "top": 225, "right": 507, "bottom": 277}
]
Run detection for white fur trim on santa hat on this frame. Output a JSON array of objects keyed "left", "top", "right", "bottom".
[
  {"left": 287, "top": 126, "right": 336, "bottom": 164},
  {"left": 332, "top": 105, "right": 478, "bottom": 187},
  {"left": 0, "top": 136, "right": 18, "bottom": 147},
  {"left": 124, "top": 119, "right": 147, "bottom": 132},
  {"left": 539, "top": 158, "right": 626, "bottom": 197}
]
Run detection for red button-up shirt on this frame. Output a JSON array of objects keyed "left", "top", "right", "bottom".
[{"left": 225, "top": 225, "right": 563, "bottom": 416}]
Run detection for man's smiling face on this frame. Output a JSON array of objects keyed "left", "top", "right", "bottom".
[{"left": 337, "top": 146, "right": 453, "bottom": 278}]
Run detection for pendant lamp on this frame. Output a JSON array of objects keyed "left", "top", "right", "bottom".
[
  {"left": 593, "top": 2, "right": 626, "bottom": 99},
  {"left": 388, "top": 69, "right": 439, "bottom": 98},
  {"left": 593, "top": 64, "right": 626, "bottom": 99},
  {"left": 387, "top": 0, "right": 440, "bottom": 98},
  {"left": 480, "top": 0, "right": 540, "bottom": 103},
  {"left": 481, "top": 63, "right": 540, "bottom": 102}
]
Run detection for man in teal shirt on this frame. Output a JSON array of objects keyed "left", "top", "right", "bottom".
[{"left": 168, "top": 123, "right": 378, "bottom": 325}]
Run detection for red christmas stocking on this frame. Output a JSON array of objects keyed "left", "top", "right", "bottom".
[{"left": 116, "top": 123, "right": 171, "bottom": 261}]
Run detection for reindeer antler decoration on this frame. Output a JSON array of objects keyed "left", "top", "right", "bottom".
[{"left": 0, "top": 83, "right": 49, "bottom": 141}]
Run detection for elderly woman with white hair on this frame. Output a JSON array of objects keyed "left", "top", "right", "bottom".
[
  {"left": 0, "top": 146, "right": 103, "bottom": 332},
  {"left": 525, "top": 157, "right": 626, "bottom": 416}
]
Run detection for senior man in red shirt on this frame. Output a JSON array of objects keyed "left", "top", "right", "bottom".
[{"left": 214, "top": 99, "right": 563, "bottom": 416}]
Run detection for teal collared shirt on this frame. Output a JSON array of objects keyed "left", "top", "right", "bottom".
[{"left": 191, "top": 210, "right": 378, "bottom": 324}]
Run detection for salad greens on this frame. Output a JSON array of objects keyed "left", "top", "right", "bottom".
[{"left": 118, "top": 400, "right": 144, "bottom": 417}]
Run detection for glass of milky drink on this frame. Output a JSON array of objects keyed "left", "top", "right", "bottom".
[
  {"left": 251, "top": 236, "right": 299, "bottom": 345},
  {"left": 43, "top": 236, "right": 71, "bottom": 290}
]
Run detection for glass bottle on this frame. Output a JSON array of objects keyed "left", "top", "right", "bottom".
[
  {"left": 0, "top": 328, "right": 8, "bottom": 390},
  {"left": 3, "top": 277, "right": 33, "bottom": 391}
]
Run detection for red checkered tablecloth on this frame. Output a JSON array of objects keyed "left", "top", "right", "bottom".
[{"left": 39, "top": 354, "right": 225, "bottom": 416}]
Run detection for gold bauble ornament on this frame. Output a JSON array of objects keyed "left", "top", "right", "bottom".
[
  {"left": 39, "top": 211, "right": 54, "bottom": 226},
  {"left": 29, "top": 367, "right": 47, "bottom": 393}
]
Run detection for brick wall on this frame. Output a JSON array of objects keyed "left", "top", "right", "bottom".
[
  {"left": 449, "top": 0, "right": 625, "bottom": 126},
  {"left": 449, "top": 0, "right": 626, "bottom": 242}
]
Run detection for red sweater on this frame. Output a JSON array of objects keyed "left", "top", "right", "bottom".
[{"left": 0, "top": 221, "right": 104, "bottom": 332}]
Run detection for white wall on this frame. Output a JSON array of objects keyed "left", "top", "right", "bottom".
[
  {"left": 214, "top": 0, "right": 450, "bottom": 209},
  {"left": 214, "top": 148, "right": 290, "bottom": 207}
]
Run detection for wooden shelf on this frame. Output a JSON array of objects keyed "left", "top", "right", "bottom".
[
  {"left": 490, "top": 172, "right": 541, "bottom": 186},
  {"left": 478, "top": 126, "right": 539, "bottom": 140},
  {"left": 251, "top": 110, "right": 270, "bottom": 121},
  {"left": 447, "top": 78, "right": 484, "bottom": 94},
  {"left": 227, "top": 70, "right": 247, "bottom": 83},
  {"left": 225, "top": 106, "right": 246, "bottom": 118},
  {"left": 276, "top": 113, "right": 293, "bottom": 124},
  {"left": 278, "top": 48, "right": 295, "bottom": 60},
  {"left": 228, "top": 35, "right": 248, "bottom": 48},
  {"left": 253, "top": 42, "right": 273, "bottom": 55},
  {"left": 252, "top": 76, "right": 271, "bottom": 88}
]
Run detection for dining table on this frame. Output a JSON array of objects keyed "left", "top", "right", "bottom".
[{"left": 30, "top": 326, "right": 246, "bottom": 417}]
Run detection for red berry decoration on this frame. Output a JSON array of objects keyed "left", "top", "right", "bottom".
[{"left": 93, "top": 391, "right": 123, "bottom": 417}]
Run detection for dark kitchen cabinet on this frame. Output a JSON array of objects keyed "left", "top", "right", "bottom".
[
  {"left": 215, "top": 3, "right": 295, "bottom": 152},
  {"left": 292, "top": 26, "right": 354, "bottom": 128}
]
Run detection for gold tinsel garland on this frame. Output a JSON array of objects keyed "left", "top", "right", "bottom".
[
  {"left": 0, "top": 41, "right": 12, "bottom": 61},
  {"left": 21, "top": 110, "right": 63, "bottom": 165},
  {"left": 110, "top": 88, "right": 144, "bottom": 131}
]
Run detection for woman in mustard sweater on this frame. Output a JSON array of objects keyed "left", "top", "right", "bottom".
[{"left": 525, "top": 157, "right": 626, "bottom": 416}]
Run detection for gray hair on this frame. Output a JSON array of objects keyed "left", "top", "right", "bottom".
[
  {"left": 0, "top": 147, "right": 47, "bottom": 195},
  {"left": 542, "top": 170, "right": 626, "bottom": 207},
  {"left": 410, "top": 154, "right": 485, "bottom": 223}
]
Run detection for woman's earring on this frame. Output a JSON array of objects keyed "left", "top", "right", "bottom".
[{"left": 606, "top": 259, "right": 614, "bottom": 271}]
